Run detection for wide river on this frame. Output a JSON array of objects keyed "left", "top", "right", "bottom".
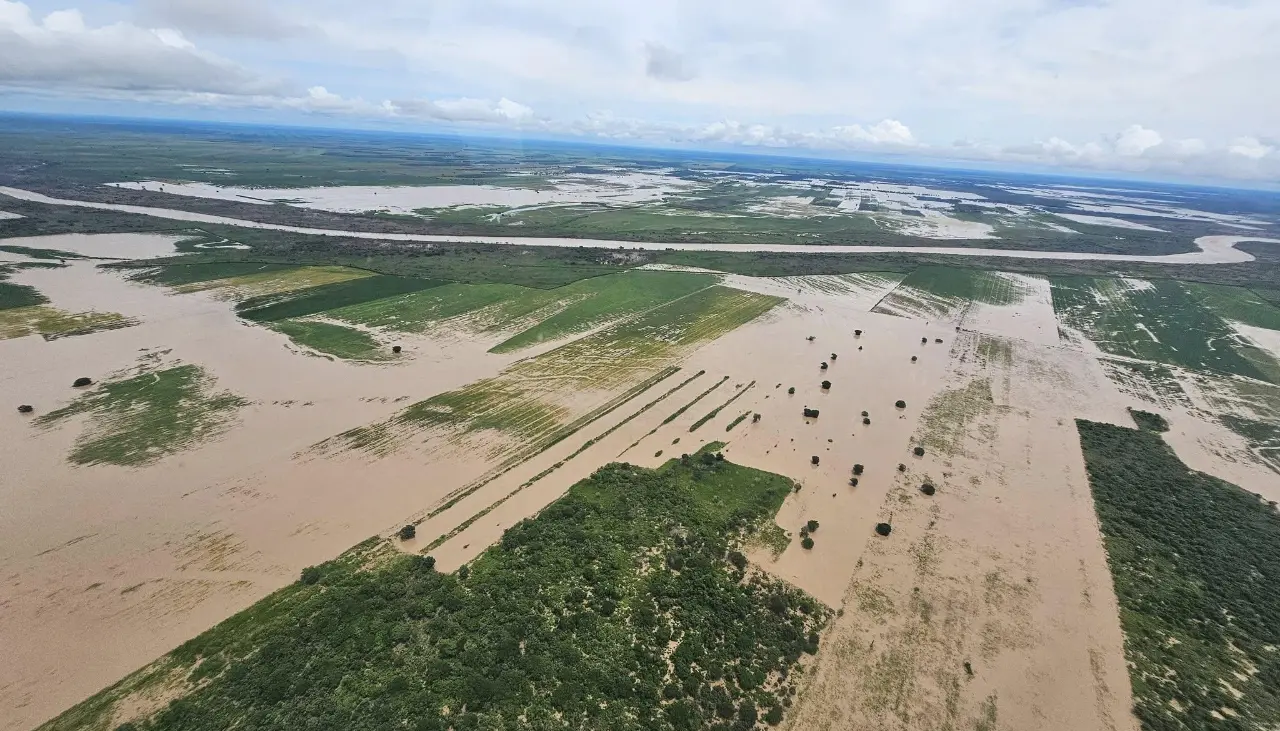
[{"left": 2, "top": 187, "right": 1276, "bottom": 264}]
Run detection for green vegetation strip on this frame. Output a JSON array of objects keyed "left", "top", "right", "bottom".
[
  {"left": 1078, "top": 420, "right": 1280, "bottom": 731},
  {"left": 49, "top": 454, "right": 829, "bottom": 731},
  {"left": 690, "top": 381, "right": 757, "bottom": 432},
  {"left": 125, "top": 261, "right": 298, "bottom": 287},
  {"left": 725, "top": 411, "right": 752, "bottom": 432},
  {"left": 662, "top": 376, "right": 730, "bottom": 426},
  {"left": 421, "top": 367, "right": 683, "bottom": 519},
  {"left": 0, "top": 244, "right": 87, "bottom": 260},
  {"left": 0, "top": 264, "right": 49, "bottom": 310},
  {"left": 35, "top": 365, "right": 246, "bottom": 466},
  {"left": 423, "top": 370, "right": 708, "bottom": 552}
]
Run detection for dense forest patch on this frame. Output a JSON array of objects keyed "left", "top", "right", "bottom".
[
  {"left": 47, "top": 452, "right": 826, "bottom": 731},
  {"left": 1127, "top": 408, "right": 1170, "bottom": 433},
  {"left": 1077, "top": 420, "right": 1280, "bottom": 731}
]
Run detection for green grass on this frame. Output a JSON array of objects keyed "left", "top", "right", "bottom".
[
  {"left": 45, "top": 455, "right": 828, "bottom": 731},
  {"left": 872, "top": 266, "right": 1025, "bottom": 321},
  {"left": 1127, "top": 408, "right": 1169, "bottom": 433},
  {"left": 270, "top": 319, "right": 390, "bottom": 361},
  {"left": 236, "top": 275, "right": 445, "bottom": 322},
  {"left": 1077, "top": 420, "right": 1280, "bottom": 731},
  {"left": 1052, "top": 277, "right": 1280, "bottom": 383},
  {"left": 490, "top": 271, "right": 713, "bottom": 353},
  {"left": 689, "top": 381, "right": 756, "bottom": 432},
  {"left": 1182, "top": 282, "right": 1280, "bottom": 331},
  {"left": 0, "top": 280, "right": 48, "bottom": 310},
  {"left": 725, "top": 411, "right": 752, "bottom": 432},
  {"left": 325, "top": 282, "right": 530, "bottom": 332},
  {"left": 34, "top": 365, "right": 247, "bottom": 466}
]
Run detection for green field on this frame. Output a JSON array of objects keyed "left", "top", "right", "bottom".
[
  {"left": 1052, "top": 277, "right": 1280, "bottom": 383},
  {"left": 45, "top": 452, "right": 826, "bottom": 731},
  {"left": 126, "top": 261, "right": 297, "bottom": 287},
  {"left": 1077, "top": 420, "right": 1280, "bottom": 731},
  {"left": 237, "top": 275, "right": 445, "bottom": 321},
  {"left": 35, "top": 364, "right": 247, "bottom": 466},
  {"left": 270, "top": 319, "right": 392, "bottom": 361},
  {"left": 1182, "top": 282, "right": 1280, "bottom": 331},
  {"left": 0, "top": 262, "right": 50, "bottom": 310},
  {"left": 326, "top": 270, "right": 716, "bottom": 354},
  {"left": 873, "top": 267, "right": 1028, "bottom": 321}
]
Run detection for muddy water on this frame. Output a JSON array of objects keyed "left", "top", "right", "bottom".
[
  {"left": 3, "top": 188, "right": 1277, "bottom": 263},
  {"left": 0, "top": 232, "right": 189, "bottom": 260},
  {"left": 0, "top": 258, "right": 522, "bottom": 730}
]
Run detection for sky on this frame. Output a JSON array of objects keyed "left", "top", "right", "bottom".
[{"left": 1, "top": 0, "right": 1278, "bottom": 184}]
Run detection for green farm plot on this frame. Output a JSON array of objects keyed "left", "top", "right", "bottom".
[
  {"left": 326, "top": 270, "right": 715, "bottom": 354},
  {"left": 34, "top": 365, "right": 246, "bottom": 466},
  {"left": 1051, "top": 277, "right": 1280, "bottom": 383},
  {"left": 320, "top": 286, "right": 782, "bottom": 459},
  {"left": 873, "top": 266, "right": 1025, "bottom": 321},
  {"left": 236, "top": 275, "right": 444, "bottom": 321},
  {"left": 1077, "top": 420, "right": 1280, "bottom": 731},
  {"left": 270, "top": 319, "right": 391, "bottom": 361},
  {"left": 44, "top": 453, "right": 827, "bottom": 731},
  {"left": 1182, "top": 282, "right": 1280, "bottom": 331},
  {"left": 0, "top": 264, "right": 49, "bottom": 310}
]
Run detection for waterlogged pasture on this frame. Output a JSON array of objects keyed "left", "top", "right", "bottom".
[
  {"left": 34, "top": 364, "right": 247, "bottom": 466},
  {"left": 1051, "top": 277, "right": 1280, "bottom": 383},
  {"left": 873, "top": 266, "right": 1028, "bottom": 321}
]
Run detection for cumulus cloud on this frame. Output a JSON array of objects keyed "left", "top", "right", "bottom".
[{"left": 0, "top": 0, "right": 282, "bottom": 95}]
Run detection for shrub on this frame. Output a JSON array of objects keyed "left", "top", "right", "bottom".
[
  {"left": 810, "top": 455, "right": 820, "bottom": 465},
  {"left": 935, "top": 338, "right": 943, "bottom": 343},
  {"left": 728, "top": 550, "right": 748, "bottom": 571},
  {"left": 863, "top": 417, "right": 871, "bottom": 425},
  {"left": 17, "top": 404, "right": 33, "bottom": 414},
  {"left": 861, "top": 410, "right": 869, "bottom": 417},
  {"left": 765, "top": 704, "right": 784, "bottom": 725},
  {"left": 457, "top": 564, "right": 470, "bottom": 580},
  {"left": 821, "top": 380, "right": 831, "bottom": 390},
  {"left": 680, "top": 453, "right": 691, "bottom": 465},
  {"left": 72, "top": 377, "right": 93, "bottom": 387},
  {"left": 803, "top": 408, "right": 820, "bottom": 418},
  {"left": 820, "top": 362, "right": 829, "bottom": 370},
  {"left": 853, "top": 464, "right": 864, "bottom": 475},
  {"left": 397, "top": 524, "right": 416, "bottom": 540},
  {"left": 392, "top": 345, "right": 402, "bottom": 354},
  {"left": 830, "top": 353, "right": 838, "bottom": 360},
  {"left": 752, "top": 413, "right": 761, "bottom": 423},
  {"left": 715, "top": 452, "right": 725, "bottom": 461},
  {"left": 300, "top": 566, "right": 322, "bottom": 585},
  {"left": 801, "top": 536, "right": 814, "bottom": 550},
  {"left": 921, "top": 483, "right": 936, "bottom": 496},
  {"left": 701, "top": 451, "right": 716, "bottom": 465},
  {"left": 898, "top": 463, "right": 906, "bottom": 472},
  {"left": 806, "top": 335, "right": 815, "bottom": 341},
  {"left": 849, "top": 477, "right": 859, "bottom": 487},
  {"left": 788, "top": 387, "right": 796, "bottom": 395},
  {"left": 895, "top": 400, "right": 906, "bottom": 409},
  {"left": 806, "top": 519, "right": 819, "bottom": 532},
  {"left": 854, "top": 329, "right": 862, "bottom": 336},
  {"left": 913, "top": 446, "right": 925, "bottom": 457},
  {"left": 875, "top": 523, "right": 892, "bottom": 537},
  {"left": 921, "top": 337, "right": 928, "bottom": 344},
  {"left": 911, "top": 356, "right": 918, "bottom": 362},
  {"left": 739, "top": 701, "right": 759, "bottom": 727}
]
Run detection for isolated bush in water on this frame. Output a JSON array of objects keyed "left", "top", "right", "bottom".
[
  {"left": 788, "top": 387, "right": 796, "bottom": 395},
  {"left": 17, "top": 404, "right": 33, "bottom": 414},
  {"left": 863, "top": 417, "right": 871, "bottom": 425},
  {"left": 72, "top": 377, "right": 93, "bottom": 388},
  {"left": 801, "top": 536, "right": 815, "bottom": 550},
  {"left": 895, "top": 400, "right": 906, "bottom": 409},
  {"left": 806, "top": 519, "right": 819, "bottom": 532},
  {"left": 875, "top": 523, "right": 892, "bottom": 536},
  {"left": 921, "top": 484, "right": 936, "bottom": 496},
  {"left": 914, "top": 446, "right": 925, "bottom": 457},
  {"left": 397, "top": 524, "right": 416, "bottom": 540},
  {"left": 852, "top": 464, "right": 864, "bottom": 476}
]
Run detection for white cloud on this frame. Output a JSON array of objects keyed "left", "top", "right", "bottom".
[
  {"left": 1228, "top": 137, "right": 1273, "bottom": 160},
  {"left": 0, "top": 0, "right": 282, "bottom": 95},
  {"left": 1113, "top": 125, "right": 1163, "bottom": 157}
]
